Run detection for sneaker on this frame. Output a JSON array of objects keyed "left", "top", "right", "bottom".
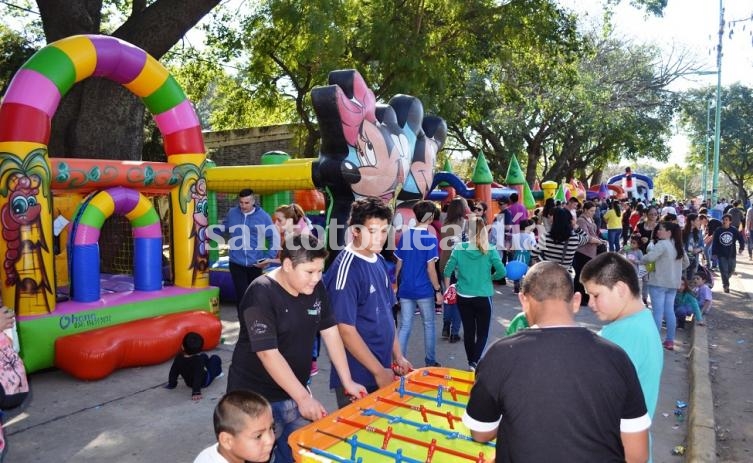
[
  {"left": 663, "top": 340, "right": 674, "bottom": 351},
  {"left": 426, "top": 361, "right": 441, "bottom": 367},
  {"left": 468, "top": 362, "right": 477, "bottom": 372},
  {"left": 449, "top": 334, "right": 461, "bottom": 343},
  {"left": 414, "top": 309, "right": 421, "bottom": 315},
  {"left": 724, "top": 287, "right": 730, "bottom": 293},
  {"left": 310, "top": 361, "right": 319, "bottom": 376},
  {"left": 435, "top": 306, "right": 443, "bottom": 315},
  {"left": 441, "top": 325, "right": 450, "bottom": 339}
]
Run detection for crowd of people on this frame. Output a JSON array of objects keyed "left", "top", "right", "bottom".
[
  {"left": 2, "top": 184, "right": 747, "bottom": 462},
  {"left": 62, "top": 188, "right": 743, "bottom": 463},
  {"left": 0, "top": 180, "right": 746, "bottom": 463}
]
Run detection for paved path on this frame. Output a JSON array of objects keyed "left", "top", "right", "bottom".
[{"left": 5, "top": 282, "right": 693, "bottom": 462}]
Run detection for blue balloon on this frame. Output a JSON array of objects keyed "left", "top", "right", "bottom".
[{"left": 506, "top": 260, "right": 529, "bottom": 281}]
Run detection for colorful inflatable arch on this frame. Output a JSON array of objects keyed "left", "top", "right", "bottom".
[
  {"left": 70, "top": 187, "right": 163, "bottom": 302},
  {"left": 0, "top": 35, "right": 220, "bottom": 377}
]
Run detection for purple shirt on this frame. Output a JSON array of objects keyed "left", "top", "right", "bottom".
[{"left": 507, "top": 202, "right": 529, "bottom": 225}]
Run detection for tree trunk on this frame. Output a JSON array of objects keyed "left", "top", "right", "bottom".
[
  {"left": 35, "top": 0, "right": 219, "bottom": 272},
  {"left": 737, "top": 184, "right": 748, "bottom": 204},
  {"left": 37, "top": 0, "right": 221, "bottom": 160},
  {"left": 591, "top": 167, "right": 603, "bottom": 185},
  {"left": 525, "top": 140, "right": 540, "bottom": 186}
]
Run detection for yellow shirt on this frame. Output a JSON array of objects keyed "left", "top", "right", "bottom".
[{"left": 603, "top": 209, "right": 623, "bottom": 229}]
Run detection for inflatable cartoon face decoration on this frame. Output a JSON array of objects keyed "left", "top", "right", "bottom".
[
  {"left": 311, "top": 70, "right": 446, "bottom": 247},
  {"left": 313, "top": 70, "right": 400, "bottom": 201}
]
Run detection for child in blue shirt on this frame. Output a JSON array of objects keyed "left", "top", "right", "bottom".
[{"left": 395, "top": 201, "right": 443, "bottom": 367}]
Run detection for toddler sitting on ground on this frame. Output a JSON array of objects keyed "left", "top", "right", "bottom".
[{"left": 165, "top": 332, "right": 222, "bottom": 401}]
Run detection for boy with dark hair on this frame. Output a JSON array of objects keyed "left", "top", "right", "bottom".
[
  {"left": 166, "top": 332, "right": 223, "bottom": 401},
  {"left": 463, "top": 262, "right": 650, "bottom": 462},
  {"left": 227, "top": 234, "right": 366, "bottom": 463},
  {"left": 325, "top": 197, "right": 412, "bottom": 408},
  {"left": 194, "top": 390, "right": 275, "bottom": 463},
  {"left": 581, "top": 252, "right": 664, "bottom": 462},
  {"left": 712, "top": 213, "right": 745, "bottom": 293}
]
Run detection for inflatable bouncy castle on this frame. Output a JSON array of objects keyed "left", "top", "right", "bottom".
[
  {"left": 0, "top": 37, "right": 447, "bottom": 379},
  {"left": 0, "top": 35, "right": 222, "bottom": 378}
]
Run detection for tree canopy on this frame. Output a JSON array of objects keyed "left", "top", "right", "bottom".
[
  {"left": 679, "top": 84, "right": 753, "bottom": 201},
  {"left": 0, "top": 0, "right": 222, "bottom": 161},
  {"left": 2, "top": 0, "right": 700, "bottom": 187}
]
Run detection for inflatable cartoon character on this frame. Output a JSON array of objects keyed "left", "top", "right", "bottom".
[
  {"left": 312, "top": 70, "right": 444, "bottom": 249},
  {"left": 1, "top": 172, "right": 53, "bottom": 311},
  {"left": 189, "top": 177, "right": 209, "bottom": 285}
]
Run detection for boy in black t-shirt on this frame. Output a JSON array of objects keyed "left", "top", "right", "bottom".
[
  {"left": 462, "top": 262, "right": 650, "bottom": 462},
  {"left": 227, "top": 234, "right": 366, "bottom": 463},
  {"left": 165, "top": 332, "right": 222, "bottom": 401}
]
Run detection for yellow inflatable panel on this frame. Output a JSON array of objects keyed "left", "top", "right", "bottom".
[
  {"left": 205, "top": 161, "right": 315, "bottom": 194},
  {"left": 52, "top": 36, "right": 97, "bottom": 83},
  {"left": 124, "top": 55, "right": 169, "bottom": 97}
]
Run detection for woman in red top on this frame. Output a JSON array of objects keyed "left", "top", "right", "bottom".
[{"left": 629, "top": 203, "right": 643, "bottom": 231}]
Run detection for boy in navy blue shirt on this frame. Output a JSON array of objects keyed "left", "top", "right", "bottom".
[
  {"left": 711, "top": 213, "right": 745, "bottom": 293},
  {"left": 324, "top": 197, "right": 413, "bottom": 408}
]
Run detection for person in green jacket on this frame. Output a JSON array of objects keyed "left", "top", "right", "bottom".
[{"left": 444, "top": 216, "right": 506, "bottom": 370}]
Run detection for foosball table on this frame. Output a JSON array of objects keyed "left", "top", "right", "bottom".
[{"left": 290, "top": 367, "right": 496, "bottom": 463}]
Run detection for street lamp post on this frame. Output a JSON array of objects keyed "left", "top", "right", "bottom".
[
  {"left": 711, "top": 0, "right": 723, "bottom": 206},
  {"left": 703, "top": 100, "right": 713, "bottom": 200}
]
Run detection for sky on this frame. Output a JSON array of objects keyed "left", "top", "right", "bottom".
[{"left": 558, "top": 0, "right": 753, "bottom": 166}]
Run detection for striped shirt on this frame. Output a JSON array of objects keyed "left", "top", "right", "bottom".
[{"left": 532, "top": 228, "right": 589, "bottom": 269}]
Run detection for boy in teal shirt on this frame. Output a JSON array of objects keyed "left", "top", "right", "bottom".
[{"left": 581, "top": 252, "right": 664, "bottom": 463}]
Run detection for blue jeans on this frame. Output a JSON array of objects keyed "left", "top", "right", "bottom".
[
  {"left": 649, "top": 285, "right": 678, "bottom": 342},
  {"left": 703, "top": 243, "right": 717, "bottom": 269},
  {"left": 271, "top": 398, "right": 311, "bottom": 463},
  {"left": 607, "top": 229, "right": 622, "bottom": 252},
  {"left": 442, "top": 302, "right": 461, "bottom": 336},
  {"left": 747, "top": 232, "right": 753, "bottom": 258},
  {"left": 398, "top": 297, "right": 437, "bottom": 365},
  {"left": 201, "top": 354, "right": 223, "bottom": 388},
  {"left": 717, "top": 255, "right": 736, "bottom": 289}
]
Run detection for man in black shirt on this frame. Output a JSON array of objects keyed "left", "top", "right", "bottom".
[{"left": 462, "top": 262, "right": 650, "bottom": 462}]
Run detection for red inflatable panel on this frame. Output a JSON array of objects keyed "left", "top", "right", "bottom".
[
  {"left": 54, "top": 311, "right": 221, "bottom": 380},
  {"left": 0, "top": 102, "right": 51, "bottom": 143},
  {"left": 163, "top": 125, "right": 205, "bottom": 155}
]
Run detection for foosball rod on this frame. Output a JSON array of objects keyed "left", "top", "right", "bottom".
[
  {"left": 377, "top": 396, "right": 461, "bottom": 429},
  {"left": 407, "top": 378, "right": 470, "bottom": 399},
  {"left": 338, "top": 415, "right": 491, "bottom": 462},
  {"left": 297, "top": 443, "right": 362, "bottom": 463},
  {"left": 400, "top": 388, "right": 465, "bottom": 408},
  {"left": 359, "top": 408, "right": 494, "bottom": 448},
  {"left": 422, "top": 369, "right": 475, "bottom": 385},
  {"left": 314, "top": 429, "right": 423, "bottom": 463}
]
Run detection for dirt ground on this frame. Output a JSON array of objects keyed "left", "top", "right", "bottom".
[{"left": 706, "top": 258, "right": 753, "bottom": 462}]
